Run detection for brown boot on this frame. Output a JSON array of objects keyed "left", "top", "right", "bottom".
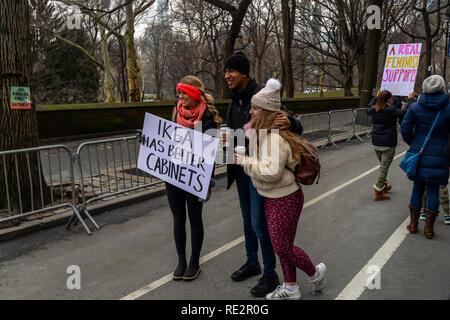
[
  {"left": 406, "top": 205, "right": 421, "bottom": 233},
  {"left": 424, "top": 209, "right": 439, "bottom": 239},
  {"left": 374, "top": 186, "right": 390, "bottom": 200},
  {"left": 384, "top": 182, "right": 392, "bottom": 192}
]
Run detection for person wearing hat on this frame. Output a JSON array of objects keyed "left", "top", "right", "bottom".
[
  {"left": 223, "top": 52, "right": 303, "bottom": 297},
  {"left": 401, "top": 74, "right": 450, "bottom": 239},
  {"left": 234, "top": 78, "right": 327, "bottom": 300}
]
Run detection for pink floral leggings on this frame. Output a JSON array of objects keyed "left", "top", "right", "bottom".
[{"left": 265, "top": 188, "right": 316, "bottom": 282}]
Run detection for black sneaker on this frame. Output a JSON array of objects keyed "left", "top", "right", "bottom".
[
  {"left": 231, "top": 262, "right": 262, "bottom": 281},
  {"left": 183, "top": 263, "right": 201, "bottom": 281},
  {"left": 250, "top": 275, "right": 280, "bottom": 297},
  {"left": 173, "top": 262, "right": 187, "bottom": 281}
]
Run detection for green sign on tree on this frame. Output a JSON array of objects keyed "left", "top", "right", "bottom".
[{"left": 11, "top": 86, "right": 31, "bottom": 109}]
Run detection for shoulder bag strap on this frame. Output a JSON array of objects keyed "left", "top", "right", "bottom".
[{"left": 420, "top": 110, "right": 442, "bottom": 154}]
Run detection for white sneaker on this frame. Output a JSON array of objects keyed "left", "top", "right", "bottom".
[
  {"left": 420, "top": 212, "right": 426, "bottom": 221},
  {"left": 309, "top": 263, "right": 327, "bottom": 294},
  {"left": 266, "top": 283, "right": 302, "bottom": 300}
]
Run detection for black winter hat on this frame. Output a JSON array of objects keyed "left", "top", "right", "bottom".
[{"left": 224, "top": 52, "right": 250, "bottom": 76}]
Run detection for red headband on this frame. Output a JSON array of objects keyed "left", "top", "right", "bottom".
[{"left": 177, "top": 83, "right": 202, "bottom": 101}]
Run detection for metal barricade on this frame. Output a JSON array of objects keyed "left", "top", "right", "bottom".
[
  {"left": 326, "top": 109, "right": 354, "bottom": 149},
  {"left": 73, "top": 134, "right": 162, "bottom": 227},
  {"left": 347, "top": 108, "right": 372, "bottom": 143},
  {"left": 0, "top": 108, "right": 378, "bottom": 236},
  {"left": 298, "top": 112, "right": 333, "bottom": 149},
  {"left": 0, "top": 145, "right": 94, "bottom": 235}
]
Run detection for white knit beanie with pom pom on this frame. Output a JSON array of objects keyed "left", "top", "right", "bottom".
[{"left": 251, "top": 78, "right": 282, "bottom": 112}]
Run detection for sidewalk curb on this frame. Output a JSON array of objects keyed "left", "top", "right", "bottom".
[{"left": 0, "top": 131, "right": 368, "bottom": 242}]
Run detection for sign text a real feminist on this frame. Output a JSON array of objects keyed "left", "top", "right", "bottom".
[
  {"left": 380, "top": 43, "right": 422, "bottom": 96},
  {"left": 137, "top": 113, "right": 219, "bottom": 200}
]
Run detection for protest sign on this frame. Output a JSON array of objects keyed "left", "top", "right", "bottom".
[
  {"left": 11, "top": 87, "right": 31, "bottom": 110},
  {"left": 380, "top": 43, "right": 422, "bottom": 96},
  {"left": 137, "top": 113, "right": 219, "bottom": 200}
]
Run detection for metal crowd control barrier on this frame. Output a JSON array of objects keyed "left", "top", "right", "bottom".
[
  {"left": 72, "top": 134, "right": 162, "bottom": 229},
  {"left": 347, "top": 108, "right": 372, "bottom": 142},
  {"left": 0, "top": 145, "right": 95, "bottom": 235},
  {"left": 1, "top": 108, "right": 376, "bottom": 237},
  {"left": 327, "top": 109, "right": 355, "bottom": 149},
  {"left": 298, "top": 112, "right": 333, "bottom": 149},
  {"left": 298, "top": 108, "right": 372, "bottom": 150}
]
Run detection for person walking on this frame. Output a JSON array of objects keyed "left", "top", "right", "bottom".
[
  {"left": 235, "top": 78, "right": 326, "bottom": 300},
  {"left": 401, "top": 75, "right": 450, "bottom": 239},
  {"left": 223, "top": 52, "right": 303, "bottom": 297},
  {"left": 367, "top": 90, "right": 406, "bottom": 200},
  {"left": 168, "top": 75, "right": 222, "bottom": 281},
  {"left": 419, "top": 186, "right": 450, "bottom": 225}
]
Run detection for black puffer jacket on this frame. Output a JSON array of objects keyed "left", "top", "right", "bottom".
[
  {"left": 445, "top": 134, "right": 450, "bottom": 161},
  {"left": 225, "top": 78, "right": 303, "bottom": 189},
  {"left": 366, "top": 96, "right": 406, "bottom": 147}
]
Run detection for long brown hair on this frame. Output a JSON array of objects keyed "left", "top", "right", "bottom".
[
  {"left": 177, "top": 75, "right": 222, "bottom": 125},
  {"left": 376, "top": 90, "right": 393, "bottom": 112},
  {"left": 250, "top": 110, "right": 309, "bottom": 165}
]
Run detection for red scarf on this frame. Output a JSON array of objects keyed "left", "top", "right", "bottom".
[{"left": 176, "top": 97, "right": 207, "bottom": 129}]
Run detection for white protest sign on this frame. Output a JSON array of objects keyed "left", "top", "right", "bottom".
[
  {"left": 137, "top": 113, "right": 219, "bottom": 200},
  {"left": 380, "top": 43, "right": 422, "bottom": 96}
]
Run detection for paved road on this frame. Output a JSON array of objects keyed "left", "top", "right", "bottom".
[{"left": 1, "top": 136, "right": 449, "bottom": 300}]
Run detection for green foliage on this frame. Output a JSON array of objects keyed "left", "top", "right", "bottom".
[{"left": 31, "top": 6, "right": 100, "bottom": 105}]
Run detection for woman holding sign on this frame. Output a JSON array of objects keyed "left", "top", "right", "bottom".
[
  {"left": 168, "top": 76, "right": 222, "bottom": 281},
  {"left": 234, "top": 79, "right": 327, "bottom": 300},
  {"left": 366, "top": 90, "right": 406, "bottom": 200}
]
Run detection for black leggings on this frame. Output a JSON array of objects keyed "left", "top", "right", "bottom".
[{"left": 165, "top": 183, "right": 204, "bottom": 265}]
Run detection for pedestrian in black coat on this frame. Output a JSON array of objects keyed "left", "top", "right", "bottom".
[{"left": 366, "top": 90, "right": 406, "bottom": 200}]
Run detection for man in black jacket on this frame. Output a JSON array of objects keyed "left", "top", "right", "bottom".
[{"left": 223, "top": 52, "right": 303, "bottom": 297}]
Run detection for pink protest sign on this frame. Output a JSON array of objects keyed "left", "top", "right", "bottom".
[{"left": 380, "top": 43, "right": 422, "bottom": 96}]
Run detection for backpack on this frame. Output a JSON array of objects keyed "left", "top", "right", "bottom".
[{"left": 293, "top": 139, "right": 321, "bottom": 185}]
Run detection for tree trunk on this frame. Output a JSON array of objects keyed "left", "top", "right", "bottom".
[
  {"left": 344, "top": 65, "right": 354, "bottom": 96},
  {"left": 424, "top": 38, "right": 433, "bottom": 79},
  {"left": 119, "top": 38, "right": 128, "bottom": 103},
  {"left": 220, "top": 0, "right": 253, "bottom": 98},
  {"left": 319, "top": 69, "right": 325, "bottom": 98},
  {"left": 422, "top": 1, "right": 436, "bottom": 79},
  {"left": 256, "top": 54, "right": 263, "bottom": 85},
  {"left": 281, "top": 0, "right": 295, "bottom": 98},
  {"left": 357, "top": 53, "right": 366, "bottom": 96},
  {"left": 360, "top": 0, "right": 383, "bottom": 108},
  {"left": 125, "top": 2, "right": 140, "bottom": 102},
  {"left": 100, "top": 26, "right": 115, "bottom": 103},
  {"left": 0, "top": 0, "right": 49, "bottom": 216}
]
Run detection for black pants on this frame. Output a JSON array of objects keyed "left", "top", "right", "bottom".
[{"left": 165, "top": 183, "right": 204, "bottom": 266}]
